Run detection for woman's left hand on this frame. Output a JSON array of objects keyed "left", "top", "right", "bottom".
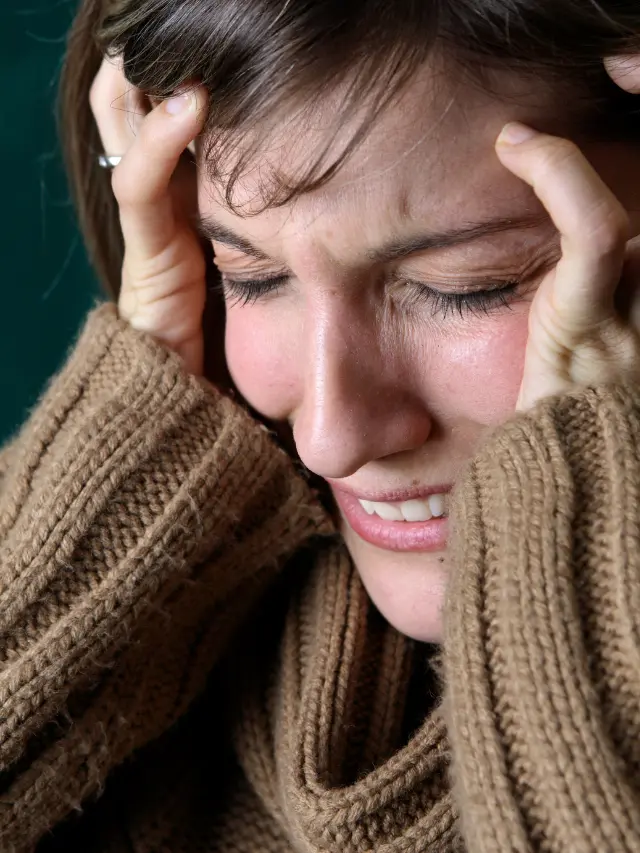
[{"left": 495, "top": 121, "right": 640, "bottom": 411}]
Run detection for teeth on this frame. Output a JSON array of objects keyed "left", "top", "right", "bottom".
[
  {"left": 428, "top": 494, "right": 446, "bottom": 518},
  {"left": 357, "top": 494, "right": 448, "bottom": 522},
  {"left": 399, "top": 499, "right": 432, "bottom": 522},
  {"left": 371, "top": 501, "right": 404, "bottom": 522}
]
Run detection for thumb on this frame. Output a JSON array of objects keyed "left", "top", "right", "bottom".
[{"left": 604, "top": 55, "right": 640, "bottom": 93}]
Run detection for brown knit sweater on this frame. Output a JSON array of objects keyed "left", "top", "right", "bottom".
[{"left": 1, "top": 302, "right": 639, "bottom": 853}]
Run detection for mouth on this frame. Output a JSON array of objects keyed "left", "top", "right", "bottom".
[{"left": 329, "top": 485, "right": 451, "bottom": 553}]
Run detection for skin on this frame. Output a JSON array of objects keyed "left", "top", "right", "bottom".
[
  {"left": 91, "top": 55, "right": 640, "bottom": 644},
  {"left": 195, "top": 68, "right": 640, "bottom": 641}
]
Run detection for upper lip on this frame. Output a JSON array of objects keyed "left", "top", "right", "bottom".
[{"left": 327, "top": 481, "right": 452, "bottom": 503}]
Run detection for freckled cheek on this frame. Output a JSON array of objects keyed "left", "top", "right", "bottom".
[
  {"left": 224, "top": 307, "right": 302, "bottom": 420},
  {"left": 430, "top": 312, "right": 529, "bottom": 425}
]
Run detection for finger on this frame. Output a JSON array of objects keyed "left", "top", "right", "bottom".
[
  {"left": 90, "top": 55, "right": 148, "bottom": 155},
  {"left": 496, "top": 123, "right": 630, "bottom": 329},
  {"left": 112, "top": 87, "right": 207, "bottom": 263},
  {"left": 604, "top": 55, "right": 640, "bottom": 94}
]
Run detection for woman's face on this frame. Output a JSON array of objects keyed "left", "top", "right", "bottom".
[{"left": 197, "top": 65, "right": 640, "bottom": 642}]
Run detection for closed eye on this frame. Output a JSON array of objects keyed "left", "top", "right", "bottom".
[
  {"left": 217, "top": 271, "right": 532, "bottom": 317},
  {"left": 400, "top": 277, "right": 522, "bottom": 318},
  {"left": 217, "top": 274, "right": 289, "bottom": 307}
]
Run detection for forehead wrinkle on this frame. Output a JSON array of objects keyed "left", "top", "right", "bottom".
[
  {"left": 276, "top": 97, "right": 454, "bottom": 226},
  {"left": 199, "top": 63, "right": 577, "bottom": 269},
  {"left": 289, "top": 159, "right": 425, "bottom": 241}
]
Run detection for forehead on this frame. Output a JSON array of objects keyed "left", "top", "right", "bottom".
[{"left": 197, "top": 64, "right": 568, "bottom": 240}]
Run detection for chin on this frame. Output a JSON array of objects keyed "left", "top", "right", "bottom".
[
  {"left": 342, "top": 528, "right": 448, "bottom": 644},
  {"left": 368, "top": 584, "right": 445, "bottom": 644}
]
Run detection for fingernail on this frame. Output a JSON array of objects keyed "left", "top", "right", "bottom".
[
  {"left": 497, "top": 122, "right": 537, "bottom": 145},
  {"left": 164, "top": 92, "right": 194, "bottom": 116}
]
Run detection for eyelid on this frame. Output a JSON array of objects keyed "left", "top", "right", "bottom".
[
  {"left": 395, "top": 251, "right": 558, "bottom": 292},
  {"left": 391, "top": 271, "right": 523, "bottom": 292},
  {"left": 397, "top": 243, "right": 560, "bottom": 285},
  {"left": 213, "top": 256, "right": 289, "bottom": 281},
  {"left": 222, "top": 273, "right": 289, "bottom": 286}
]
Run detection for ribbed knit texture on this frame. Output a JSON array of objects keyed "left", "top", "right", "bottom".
[{"left": 0, "top": 302, "right": 638, "bottom": 853}]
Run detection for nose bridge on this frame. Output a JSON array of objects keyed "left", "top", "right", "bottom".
[
  {"left": 293, "top": 296, "right": 432, "bottom": 479},
  {"left": 312, "top": 299, "right": 372, "bottom": 409},
  {"left": 307, "top": 295, "right": 378, "bottom": 427}
]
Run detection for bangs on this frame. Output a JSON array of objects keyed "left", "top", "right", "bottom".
[
  {"left": 198, "top": 48, "right": 437, "bottom": 213},
  {"left": 98, "top": 0, "right": 640, "bottom": 213},
  {"left": 99, "top": 0, "right": 439, "bottom": 212}
]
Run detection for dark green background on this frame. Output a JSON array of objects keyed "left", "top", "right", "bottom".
[{"left": 1, "top": 0, "right": 101, "bottom": 445}]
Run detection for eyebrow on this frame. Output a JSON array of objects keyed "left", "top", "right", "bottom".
[
  {"left": 194, "top": 215, "right": 271, "bottom": 260},
  {"left": 194, "top": 211, "right": 549, "bottom": 264},
  {"left": 367, "top": 213, "right": 549, "bottom": 262}
]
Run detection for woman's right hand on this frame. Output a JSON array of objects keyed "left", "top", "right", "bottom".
[{"left": 89, "top": 57, "right": 208, "bottom": 375}]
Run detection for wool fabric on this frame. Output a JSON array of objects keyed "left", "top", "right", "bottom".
[{"left": 0, "top": 302, "right": 639, "bottom": 853}]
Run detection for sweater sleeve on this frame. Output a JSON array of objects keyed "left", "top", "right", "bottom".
[
  {"left": 0, "top": 301, "right": 332, "bottom": 852},
  {"left": 444, "top": 384, "right": 640, "bottom": 853}
]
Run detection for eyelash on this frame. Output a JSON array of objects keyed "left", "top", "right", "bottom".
[
  {"left": 218, "top": 274, "right": 522, "bottom": 317},
  {"left": 218, "top": 275, "right": 289, "bottom": 308},
  {"left": 401, "top": 278, "right": 520, "bottom": 318}
]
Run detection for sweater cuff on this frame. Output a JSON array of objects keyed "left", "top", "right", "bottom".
[
  {"left": 0, "top": 300, "right": 332, "bottom": 849},
  {"left": 444, "top": 384, "right": 640, "bottom": 853}
]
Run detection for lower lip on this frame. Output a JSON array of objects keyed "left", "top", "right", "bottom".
[{"left": 331, "top": 488, "right": 449, "bottom": 552}]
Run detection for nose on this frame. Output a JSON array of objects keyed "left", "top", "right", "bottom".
[{"left": 292, "top": 300, "right": 433, "bottom": 479}]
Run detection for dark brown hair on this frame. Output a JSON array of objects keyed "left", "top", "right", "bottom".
[{"left": 59, "top": 0, "right": 640, "bottom": 300}]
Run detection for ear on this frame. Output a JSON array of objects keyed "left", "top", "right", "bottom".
[{"left": 604, "top": 55, "right": 640, "bottom": 93}]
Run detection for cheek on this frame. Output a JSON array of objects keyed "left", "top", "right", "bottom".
[
  {"left": 224, "top": 306, "right": 301, "bottom": 420},
  {"left": 424, "top": 311, "right": 529, "bottom": 425},
  {"left": 225, "top": 302, "right": 530, "bottom": 426}
]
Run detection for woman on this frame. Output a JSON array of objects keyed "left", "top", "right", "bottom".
[{"left": 2, "top": 0, "right": 640, "bottom": 849}]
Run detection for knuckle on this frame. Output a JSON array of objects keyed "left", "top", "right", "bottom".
[
  {"left": 111, "top": 156, "right": 158, "bottom": 209},
  {"left": 585, "top": 202, "right": 629, "bottom": 257},
  {"left": 124, "top": 239, "right": 205, "bottom": 288},
  {"left": 536, "top": 137, "right": 577, "bottom": 178},
  {"left": 110, "top": 163, "right": 135, "bottom": 205}
]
